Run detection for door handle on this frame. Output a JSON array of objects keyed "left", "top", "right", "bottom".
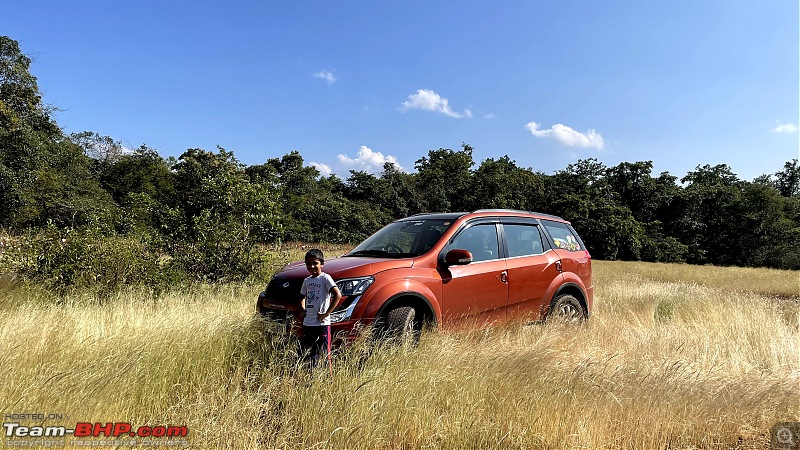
[{"left": 500, "top": 271, "right": 508, "bottom": 283}]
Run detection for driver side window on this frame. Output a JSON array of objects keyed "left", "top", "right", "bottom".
[{"left": 449, "top": 224, "right": 500, "bottom": 262}]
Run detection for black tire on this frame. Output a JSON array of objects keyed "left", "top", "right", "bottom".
[
  {"left": 385, "top": 306, "right": 420, "bottom": 344},
  {"left": 546, "top": 294, "right": 586, "bottom": 323}
]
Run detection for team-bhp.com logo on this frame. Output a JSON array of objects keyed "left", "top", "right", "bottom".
[{"left": 4, "top": 421, "right": 189, "bottom": 447}]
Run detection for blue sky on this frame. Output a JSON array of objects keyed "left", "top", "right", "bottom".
[{"left": 5, "top": 0, "right": 798, "bottom": 181}]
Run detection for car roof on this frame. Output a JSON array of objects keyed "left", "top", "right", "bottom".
[
  {"left": 401, "top": 209, "right": 567, "bottom": 223},
  {"left": 470, "top": 209, "right": 567, "bottom": 222},
  {"left": 400, "top": 212, "right": 466, "bottom": 221}
]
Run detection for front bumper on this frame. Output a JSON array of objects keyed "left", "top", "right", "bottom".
[{"left": 256, "top": 291, "right": 374, "bottom": 343}]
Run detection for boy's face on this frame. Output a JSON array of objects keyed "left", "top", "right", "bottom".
[{"left": 305, "top": 256, "right": 323, "bottom": 276}]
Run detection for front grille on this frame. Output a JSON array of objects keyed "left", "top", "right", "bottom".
[
  {"left": 259, "top": 307, "right": 297, "bottom": 335},
  {"left": 263, "top": 308, "right": 294, "bottom": 323},
  {"left": 265, "top": 276, "right": 303, "bottom": 303}
]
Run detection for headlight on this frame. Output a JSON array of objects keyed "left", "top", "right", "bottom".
[
  {"left": 329, "top": 295, "right": 362, "bottom": 323},
  {"left": 330, "top": 276, "right": 374, "bottom": 323},
  {"left": 336, "top": 276, "right": 374, "bottom": 296}
]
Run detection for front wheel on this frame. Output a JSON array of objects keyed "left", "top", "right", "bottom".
[
  {"left": 385, "top": 306, "right": 420, "bottom": 344},
  {"left": 546, "top": 294, "right": 586, "bottom": 323}
]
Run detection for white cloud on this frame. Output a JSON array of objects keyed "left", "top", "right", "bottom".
[
  {"left": 525, "top": 122, "right": 605, "bottom": 150},
  {"left": 337, "top": 146, "right": 404, "bottom": 173},
  {"left": 309, "top": 161, "right": 333, "bottom": 177},
  {"left": 484, "top": 113, "right": 497, "bottom": 119},
  {"left": 400, "top": 89, "right": 471, "bottom": 118},
  {"left": 771, "top": 122, "right": 798, "bottom": 133},
  {"left": 314, "top": 71, "right": 337, "bottom": 85}
]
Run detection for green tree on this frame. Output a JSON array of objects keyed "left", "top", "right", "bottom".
[
  {"left": 69, "top": 131, "right": 125, "bottom": 167},
  {"left": 604, "top": 162, "right": 688, "bottom": 261},
  {"left": 346, "top": 170, "right": 382, "bottom": 203},
  {"left": 93, "top": 144, "right": 176, "bottom": 234},
  {"left": 29, "top": 139, "right": 116, "bottom": 229},
  {"left": 546, "top": 159, "right": 611, "bottom": 203},
  {"left": 169, "top": 147, "right": 280, "bottom": 280},
  {"left": 774, "top": 159, "right": 800, "bottom": 197},
  {"left": 414, "top": 144, "right": 474, "bottom": 212},
  {"left": 378, "top": 162, "right": 424, "bottom": 218},
  {"left": 738, "top": 181, "right": 799, "bottom": 268},
  {"left": 266, "top": 150, "right": 319, "bottom": 197},
  {"left": 0, "top": 37, "right": 112, "bottom": 229},
  {"left": 544, "top": 159, "right": 653, "bottom": 261},
  {"left": 678, "top": 164, "right": 744, "bottom": 265},
  {"left": 469, "top": 156, "right": 545, "bottom": 211},
  {"left": 605, "top": 161, "right": 659, "bottom": 222},
  {"left": 245, "top": 161, "right": 280, "bottom": 187},
  {"left": 97, "top": 144, "right": 174, "bottom": 203},
  {"left": 0, "top": 35, "right": 60, "bottom": 226}
]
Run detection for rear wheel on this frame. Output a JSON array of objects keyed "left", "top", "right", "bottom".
[
  {"left": 546, "top": 294, "right": 586, "bottom": 323},
  {"left": 385, "top": 306, "right": 420, "bottom": 344}
]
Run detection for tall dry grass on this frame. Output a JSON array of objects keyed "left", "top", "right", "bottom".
[{"left": 0, "top": 260, "right": 797, "bottom": 449}]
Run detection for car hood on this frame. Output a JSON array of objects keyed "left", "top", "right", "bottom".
[{"left": 277, "top": 256, "right": 412, "bottom": 280}]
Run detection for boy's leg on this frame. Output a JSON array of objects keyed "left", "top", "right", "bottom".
[
  {"left": 325, "top": 324, "right": 332, "bottom": 364},
  {"left": 307, "top": 326, "right": 325, "bottom": 364},
  {"left": 300, "top": 326, "right": 321, "bottom": 362}
]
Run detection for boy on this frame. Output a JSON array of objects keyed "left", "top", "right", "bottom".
[{"left": 299, "top": 249, "right": 342, "bottom": 365}]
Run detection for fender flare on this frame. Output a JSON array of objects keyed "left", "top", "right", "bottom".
[
  {"left": 361, "top": 280, "right": 441, "bottom": 325},
  {"left": 550, "top": 281, "right": 589, "bottom": 317}
]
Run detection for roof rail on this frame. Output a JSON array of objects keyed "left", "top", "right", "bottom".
[
  {"left": 472, "top": 208, "right": 527, "bottom": 214},
  {"left": 471, "top": 209, "right": 565, "bottom": 221},
  {"left": 528, "top": 211, "right": 566, "bottom": 221},
  {"left": 409, "top": 211, "right": 469, "bottom": 217}
]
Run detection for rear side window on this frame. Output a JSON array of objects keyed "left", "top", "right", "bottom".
[
  {"left": 541, "top": 220, "right": 584, "bottom": 251},
  {"left": 503, "top": 224, "right": 545, "bottom": 257}
]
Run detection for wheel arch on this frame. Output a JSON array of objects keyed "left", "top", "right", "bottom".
[
  {"left": 374, "top": 292, "right": 438, "bottom": 327},
  {"left": 551, "top": 282, "right": 589, "bottom": 318}
]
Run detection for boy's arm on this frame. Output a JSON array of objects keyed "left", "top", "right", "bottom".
[
  {"left": 321, "top": 285, "right": 342, "bottom": 317},
  {"left": 299, "top": 281, "right": 307, "bottom": 315},
  {"left": 328, "top": 284, "right": 342, "bottom": 314}
]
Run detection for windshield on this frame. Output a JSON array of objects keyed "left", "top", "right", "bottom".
[{"left": 344, "top": 219, "right": 454, "bottom": 258}]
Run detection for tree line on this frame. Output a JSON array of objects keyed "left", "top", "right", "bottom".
[{"left": 1, "top": 36, "right": 798, "bottom": 293}]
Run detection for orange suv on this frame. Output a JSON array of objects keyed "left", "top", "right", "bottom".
[{"left": 257, "top": 210, "right": 593, "bottom": 339}]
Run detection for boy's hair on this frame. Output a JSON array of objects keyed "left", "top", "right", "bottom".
[{"left": 305, "top": 248, "right": 325, "bottom": 264}]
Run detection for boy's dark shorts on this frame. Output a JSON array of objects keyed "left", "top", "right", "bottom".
[{"left": 300, "top": 325, "right": 330, "bottom": 361}]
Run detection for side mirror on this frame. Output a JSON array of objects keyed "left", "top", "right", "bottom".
[{"left": 444, "top": 249, "right": 473, "bottom": 266}]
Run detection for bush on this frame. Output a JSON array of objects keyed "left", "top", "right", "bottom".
[
  {"left": 168, "top": 210, "right": 260, "bottom": 283},
  {"left": 2, "top": 224, "right": 178, "bottom": 296}
]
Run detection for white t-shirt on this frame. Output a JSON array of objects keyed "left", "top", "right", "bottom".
[{"left": 300, "top": 272, "right": 337, "bottom": 326}]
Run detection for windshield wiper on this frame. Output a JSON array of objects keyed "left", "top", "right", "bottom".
[{"left": 345, "top": 249, "right": 390, "bottom": 257}]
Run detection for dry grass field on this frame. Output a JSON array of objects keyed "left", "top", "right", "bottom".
[{"left": 0, "top": 256, "right": 797, "bottom": 449}]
